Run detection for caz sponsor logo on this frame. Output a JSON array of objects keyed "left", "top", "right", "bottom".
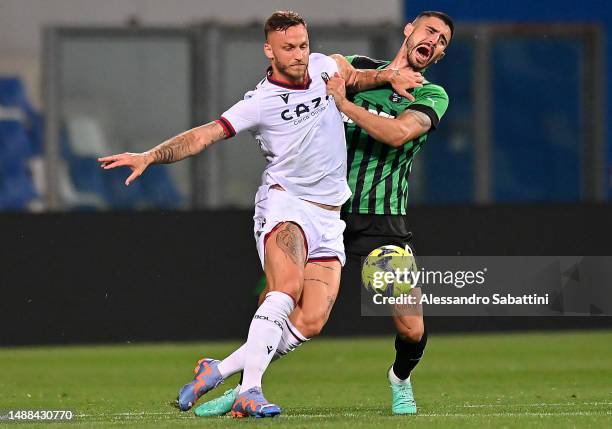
[{"left": 280, "top": 96, "right": 330, "bottom": 121}]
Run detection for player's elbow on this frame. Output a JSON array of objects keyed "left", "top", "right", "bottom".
[
  {"left": 386, "top": 130, "right": 411, "bottom": 148},
  {"left": 391, "top": 126, "right": 424, "bottom": 148},
  {"left": 382, "top": 124, "right": 416, "bottom": 148},
  {"left": 330, "top": 54, "right": 346, "bottom": 65},
  {"left": 387, "top": 137, "right": 406, "bottom": 148},
  {"left": 373, "top": 130, "right": 404, "bottom": 148}
]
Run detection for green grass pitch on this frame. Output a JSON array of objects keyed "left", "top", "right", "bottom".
[{"left": 1, "top": 331, "right": 611, "bottom": 428}]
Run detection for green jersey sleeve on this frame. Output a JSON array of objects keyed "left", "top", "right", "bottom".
[
  {"left": 406, "top": 83, "right": 449, "bottom": 129},
  {"left": 344, "top": 55, "right": 388, "bottom": 69}
]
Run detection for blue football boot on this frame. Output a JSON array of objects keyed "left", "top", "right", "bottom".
[
  {"left": 231, "top": 387, "right": 281, "bottom": 418},
  {"left": 176, "top": 358, "right": 223, "bottom": 411}
]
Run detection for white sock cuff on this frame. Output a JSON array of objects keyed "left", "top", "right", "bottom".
[
  {"left": 285, "top": 318, "right": 308, "bottom": 342},
  {"left": 273, "top": 319, "right": 307, "bottom": 360},
  {"left": 264, "top": 290, "right": 295, "bottom": 313},
  {"left": 388, "top": 366, "right": 411, "bottom": 384}
]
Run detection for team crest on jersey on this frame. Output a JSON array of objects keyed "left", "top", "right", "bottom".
[
  {"left": 279, "top": 93, "right": 290, "bottom": 104},
  {"left": 389, "top": 92, "right": 404, "bottom": 103}
]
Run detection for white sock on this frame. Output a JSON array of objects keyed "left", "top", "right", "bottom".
[
  {"left": 240, "top": 291, "right": 294, "bottom": 393},
  {"left": 274, "top": 318, "right": 308, "bottom": 360},
  {"left": 388, "top": 366, "right": 411, "bottom": 384},
  {"left": 217, "top": 318, "right": 308, "bottom": 379},
  {"left": 217, "top": 344, "right": 247, "bottom": 379}
]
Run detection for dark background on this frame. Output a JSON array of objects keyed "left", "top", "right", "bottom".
[
  {"left": 408, "top": 0, "right": 612, "bottom": 192},
  {"left": 3, "top": 205, "right": 612, "bottom": 346}
]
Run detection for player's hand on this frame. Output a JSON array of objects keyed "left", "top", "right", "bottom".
[
  {"left": 98, "top": 152, "right": 152, "bottom": 186},
  {"left": 388, "top": 69, "right": 423, "bottom": 102},
  {"left": 325, "top": 73, "right": 348, "bottom": 109}
]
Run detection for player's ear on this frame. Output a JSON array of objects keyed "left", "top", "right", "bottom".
[
  {"left": 434, "top": 51, "right": 445, "bottom": 63},
  {"left": 263, "top": 42, "right": 274, "bottom": 61},
  {"left": 403, "top": 22, "right": 415, "bottom": 38}
]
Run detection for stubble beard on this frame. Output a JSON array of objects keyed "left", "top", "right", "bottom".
[
  {"left": 405, "top": 37, "right": 431, "bottom": 72},
  {"left": 275, "top": 59, "right": 307, "bottom": 82}
]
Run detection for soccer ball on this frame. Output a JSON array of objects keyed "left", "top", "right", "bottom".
[{"left": 361, "top": 244, "right": 417, "bottom": 297}]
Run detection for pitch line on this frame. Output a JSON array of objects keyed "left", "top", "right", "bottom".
[
  {"left": 460, "top": 401, "right": 612, "bottom": 408},
  {"left": 416, "top": 411, "right": 612, "bottom": 418},
  {"left": 76, "top": 409, "right": 612, "bottom": 419},
  {"left": 76, "top": 411, "right": 182, "bottom": 418}
]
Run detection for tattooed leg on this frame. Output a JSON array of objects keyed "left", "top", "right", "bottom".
[
  {"left": 289, "top": 259, "right": 342, "bottom": 339},
  {"left": 274, "top": 222, "right": 307, "bottom": 266},
  {"left": 263, "top": 222, "right": 307, "bottom": 302}
]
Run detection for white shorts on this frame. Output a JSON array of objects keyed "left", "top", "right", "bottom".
[{"left": 253, "top": 185, "right": 346, "bottom": 269}]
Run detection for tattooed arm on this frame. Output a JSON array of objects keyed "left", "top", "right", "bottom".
[
  {"left": 335, "top": 103, "right": 432, "bottom": 148},
  {"left": 331, "top": 54, "right": 423, "bottom": 101},
  {"left": 325, "top": 74, "right": 433, "bottom": 147},
  {"left": 98, "top": 121, "right": 227, "bottom": 186},
  {"left": 147, "top": 121, "right": 226, "bottom": 164}
]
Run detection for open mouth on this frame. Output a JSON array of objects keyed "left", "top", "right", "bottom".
[{"left": 415, "top": 45, "right": 432, "bottom": 62}]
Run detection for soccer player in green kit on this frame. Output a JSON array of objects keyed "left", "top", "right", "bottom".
[
  {"left": 195, "top": 11, "right": 453, "bottom": 416},
  {"left": 326, "top": 11, "right": 453, "bottom": 414}
]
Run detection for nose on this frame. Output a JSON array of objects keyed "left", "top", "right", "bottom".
[
  {"left": 428, "top": 33, "right": 442, "bottom": 46},
  {"left": 294, "top": 48, "right": 304, "bottom": 60}
]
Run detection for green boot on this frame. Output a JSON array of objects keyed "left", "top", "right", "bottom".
[
  {"left": 194, "top": 387, "right": 238, "bottom": 417},
  {"left": 388, "top": 367, "right": 417, "bottom": 414}
]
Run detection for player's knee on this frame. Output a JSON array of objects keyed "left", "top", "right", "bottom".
[
  {"left": 266, "top": 278, "right": 301, "bottom": 303},
  {"left": 275, "top": 283, "right": 301, "bottom": 303},
  {"left": 397, "top": 323, "right": 424, "bottom": 343}
]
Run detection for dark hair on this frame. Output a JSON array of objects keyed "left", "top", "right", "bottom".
[
  {"left": 264, "top": 11, "right": 307, "bottom": 39},
  {"left": 415, "top": 11, "right": 454, "bottom": 40}
]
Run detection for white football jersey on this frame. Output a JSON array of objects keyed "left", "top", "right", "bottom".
[{"left": 217, "top": 53, "right": 351, "bottom": 206}]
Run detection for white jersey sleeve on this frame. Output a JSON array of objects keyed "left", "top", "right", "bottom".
[
  {"left": 322, "top": 54, "right": 340, "bottom": 76},
  {"left": 217, "top": 90, "right": 260, "bottom": 138}
]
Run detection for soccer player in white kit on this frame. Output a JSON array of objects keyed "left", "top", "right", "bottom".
[{"left": 98, "top": 11, "right": 423, "bottom": 418}]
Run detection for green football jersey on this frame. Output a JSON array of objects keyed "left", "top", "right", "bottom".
[{"left": 343, "top": 55, "right": 449, "bottom": 215}]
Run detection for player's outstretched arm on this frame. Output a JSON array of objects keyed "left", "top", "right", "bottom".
[
  {"left": 325, "top": 73, "right": 431, "bottom": 148},
  {"left": 98, "top": 121, "right": 226, "bottom": 186},
  {"left": 330, "top": 54, "right": 422, "bottom": 101}
]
